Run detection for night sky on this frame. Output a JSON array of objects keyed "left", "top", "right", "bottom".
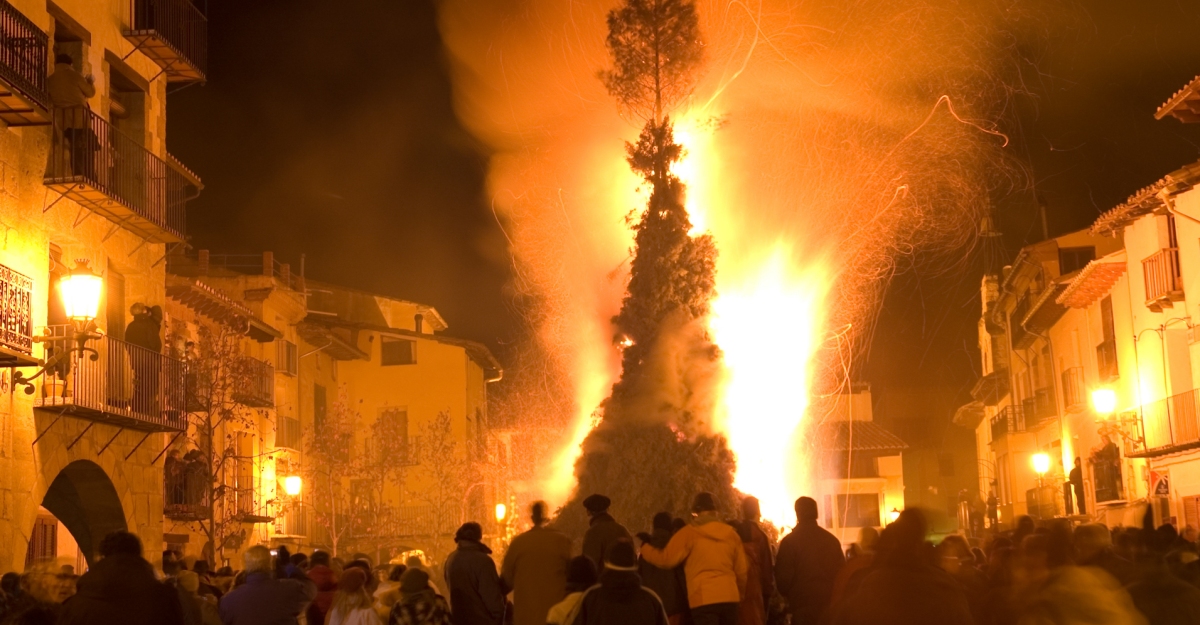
[{"left": 170, "top": 1, "right": 1200, "bottom": 408}]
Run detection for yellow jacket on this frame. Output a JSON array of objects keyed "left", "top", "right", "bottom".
[{"left": 640, "top": 516, "right": 748, "bottom": 608}]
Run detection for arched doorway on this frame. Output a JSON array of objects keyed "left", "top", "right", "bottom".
[{"left": 39, "top": 460, "right": 127, "bottom": 566}]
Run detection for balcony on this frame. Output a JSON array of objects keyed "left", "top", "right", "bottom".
[
  {"left": 35, "top": 330, "right": 186, "bottom": 433},
  {"left": 971, "top": 369, "right": 1009, "bottom": 406},
  {"left": 1097, "top": 339, "right": 1119, "bottom": 382},
  {"left": 990, "top": 401, "right": 1054, "bottom": 443},
  {"left": 45, "top": 107, "right": 194, "bottom": 243},
  {"left": 1033, "top": 386, "right": 1057, "bottom": 420},
  {"left": 1143, "top": 248, "right": 1184, "bottom": 312},
  {"left": 0, "top": 1, "right": 48, "bottom": 125},
  {"left": 1127, "top": 388, "right": 1200, "bottom": 458},
  {"left": 0, "top": 262, "right": 36, "bottom": 368},
  {"left": 232, "top": 356, "right": 273, "bottom": 408},
  {"left": 164, "top": 458, "right": 209, "bottom": 521},
  {"left": 232, "top": 487, "right": 273, "bottom": 524},
  {"left": 124, "top": 0, "right": 206, "bottom": 83},
  {"left": 1061, "top": 367, "right": 1086, "bottom": 412}
]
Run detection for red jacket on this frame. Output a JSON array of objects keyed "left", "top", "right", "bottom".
[{"left": 305, "top": 565, "right": 338, "bottom": 625}]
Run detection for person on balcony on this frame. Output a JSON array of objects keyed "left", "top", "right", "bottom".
[
  {"left": 126, "top": 303, "right": 163, "bottom": 415},
  {"left": 46, "top": 54, "right": 96, "bottom": 177}
]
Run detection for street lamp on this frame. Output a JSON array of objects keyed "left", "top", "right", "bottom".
[
  {"left": 283, "top": 475, "right": 302, "bottom": 497},
  {"left": 1031, "top": 452, "right": 1051, "bottom": 477},
  {"left": 888, "top": 508, "right": 901, "bottom": 524},
  {"left": 15, "top": 259, "right": 103, "bottom": 393},
  {"left": 495, "top": 503, "right": 507, "bottom": 524},
  {"left": 1091, "top": 388, "right": 1118, "bottom": 416}
]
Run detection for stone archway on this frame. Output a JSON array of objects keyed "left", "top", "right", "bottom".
[{"left": 40, "top": 460, "right": 127, "bottom": 566}]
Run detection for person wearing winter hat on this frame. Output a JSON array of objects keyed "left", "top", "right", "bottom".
[
  {"left": 443, "top": 523, "right": 505, "bottom": 625},
  {"left": 389, "top": 568, "right": 452, "bottom": 625},
  {"left": 571, "top": 541, "right": 668, "bottom": 625},
  {"left": 581, "top": 494, "right": 632, "bottom": 569},
  {"left": 545, "top": 557, "right": 598, "bottom": 625},
  {"left": 326, "top": 568, "right": 382, "bottom": 625},
  {"left": 641, "top": 493, "right": 748, "bottom": 625}
]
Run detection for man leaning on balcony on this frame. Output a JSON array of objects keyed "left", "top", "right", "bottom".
[{"left": 47, "top": 54, "right": 96, "bottom": 176}]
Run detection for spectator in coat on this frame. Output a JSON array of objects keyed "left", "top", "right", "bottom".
[
  {"left": 177, "top": 571, "right": 222, "bottom": 625},
  {"left": 389, "top": 568, "right": 452, "bottom": 625},
  {"left": 637, "top": 513, "right": 688, "bottom": 625},
  {"left": 326, "top": 568, "right": 383, "bottom": 625},
  {"left": 500, "top": 501, "right": 572, "bottom": 625},
  {"left": 738, "top": 497, "right": 775, "bottom": 610},
  {"left": 546, "top": 557, "right": 598, "bottom": 625},
  {"left": 640, "top": 493, "right": 749, "bottom": 625},
  {"left": 307, "top": 550, "right": 340, "bottom": 625},
  {"left": 582, "top": 494, "right": 633, "bottom": 568},
  {"left": 218, "top": 545, "right": 316, "bottom": 625},
  {"left": 58, "top": 530, "right": 184, "bottom": 625},
  {"left": 443, "top": 522, "right": 505, "bottom": 625},
  {"left": 774, "top": 497, "right": 844, "bottom": 625},
  {"left": 571, "top": 541, "right": 669, "bottom": 625}
]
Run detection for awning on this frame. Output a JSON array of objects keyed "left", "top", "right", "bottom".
[
  {"left": 1057, "top": 254, "right": 1127, "bottom": 309},
  {"left": 1022, "top": 283, "right": 1069, "bottom": 334},
  {"left": 821, "top": 421, "right": 908, "bottom": 453},
  {"left": 166, "top": 277, "right": 281, "bottom": 342},
  {"left": 296, "top": 320, "right": 369, "bottom": 361},
  {"left": 970, "top": 370, "right": 1008, "bottom": 407},
  {"left": 953, "top": 401, "right": 986, "bottom": 429}
]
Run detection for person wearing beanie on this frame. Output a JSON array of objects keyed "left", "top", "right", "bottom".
[
  {"left": 637, "top": 512, "right": 688, "bottom": 625},
  {"left": 640, "top": 493, "right": 748, "bottom": 625},
  {"left": 545, "top": 557, "right": 598, "bottom": 625},
  {"left": 501, "top": 501, "right": 572, "bottom": 625},
  {"left": 325, "top": 568, "right": 381, "bottom": 625},
  {"left": 581, "top": 494, "right": 633, "bottom": 568},
  {"left": 443, "top": 522, "right": 505, "bottom": 625},
  {"left": 389, "top": 569, "right": 452, "bottom": 625},
  {"left": 307, "top": 550, "right": 339, "bottom": 625},
  {"left": 570, "top": 541, "right": 668, "bottom": 625},
  {"left": 774, "top": 497, "right": 843, "bottom": 625}
]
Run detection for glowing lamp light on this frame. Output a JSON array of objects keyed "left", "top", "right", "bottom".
[
  {"left": 888, "top": 508, "right": 901, "bottom": 523},
  {"left": 1032, "top": 452, "right": 1051, "bottom": 476},
  {"left": 60, "top": 260, "right": 102, "bottom": 324},
  {"left": 283, "top": 475, "right": 302, "bottom": 497},
  {"left": 1091, "top": 388, "right": 1118, "bottom": 415},
  {"left": 495, "top": 503, "right": 507, "bottom": 523}
]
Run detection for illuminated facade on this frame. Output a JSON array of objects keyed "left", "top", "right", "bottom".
[
  {"left": 964, "top": 74, "right": 1200, "bottom": 529},
  {"left": 0, "top": 0, "right": 205, "bottom": 571}
]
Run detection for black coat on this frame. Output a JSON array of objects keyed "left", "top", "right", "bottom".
[
  {"left": 775, "top": 522, "right": 844, "bottom": 625},
  {"left": 637, "top": 528, "right": 687, "bottom": 617},
  {"left": 125, "top": 315, "right": 161, "bottom": 353},
  {"left": 831, "top": 559, "right": 973, "bottom": 625},
  {"left": 59, "top": 554, "right": 184, "bottom": 625},
  {"left": 218, "top": 571, "right": 316, "bottom": 625},
  {"left": 582, "top": 513, "right": 632, "bottom": 568},
  {"left": 571, "top": 570, "right": 669, "bottom": 625},
  {"left": 444, "top": 540, "right": 506, "bottom": 625}
]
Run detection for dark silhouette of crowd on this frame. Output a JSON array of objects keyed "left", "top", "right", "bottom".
[{"left": 4, "top": 494, "right": 1200, "bottom": 625}]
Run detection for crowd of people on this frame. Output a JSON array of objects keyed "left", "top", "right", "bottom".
[{"left": 2, "top": 491, "right": 1200, "bottom": 625}]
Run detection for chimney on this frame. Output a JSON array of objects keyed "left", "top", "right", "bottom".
[{"left": 415, "top": 314, "right": 424, "bottom": 334}]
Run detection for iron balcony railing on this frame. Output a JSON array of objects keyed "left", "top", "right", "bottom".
[
  {"left": 1129, "top": 388, "right": 1200, "bottom": 457},
  {"left": 0, "top": 262, "right": 32, "bottom": 358},
  {"left": 164, "top": 454, "right": 210, "bottom": 520},
  {"left": 46, "top": 107, "right": 190, "bottom": 242},
  {"left": 0, "top": 0, "right": 47, "bottom": 111},
  {"left": 1097, "top": 339, "right": 1119, "bottom": 382},
  {"left": 1034, "top": 386, "right": 1057, "bottom": 420},
  {"left": 35, "top": 330, "right": 186, "bottom": 432},
  {"left": 1061, "top": 367, "right": 1086, "bottom": 412},
  {"left": 1143, "top": 248, "right": 1184, "bottom": 309},
  {"left": 991, "top": 401, "right": 1053, "bottom": 442},
  {"left": 128, "top": 0, "right": 207, "bottom": 81},
  {"left": 232, "top": 355, "right": 274, "bottom": 408}
]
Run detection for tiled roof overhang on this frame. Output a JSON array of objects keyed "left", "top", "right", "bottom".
[
  {"left": 1156, "top": 75, "right": 1200, "bottom": 123},
  {"left": 1091, "top": 161, "right": 1200, "bottom": 237},
  {"left": 1057, "top": 257, "right": 1127, "bottom": 309}
]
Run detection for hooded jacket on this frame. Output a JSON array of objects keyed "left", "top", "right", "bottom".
[
  {"left": 640, "top": 516, "right": 748, "bottom": 608},
  {"left": 443, "top": 540, "right": 506, "bottom": 625},
  {"left": 59, "top": 553, "right": 184, "bottom": 625},
  {"left": 582, "top": 513, "right": 632, "bottom": 568},
  {"left": 570, "top": 569, "right": 669, "bottom": 625},
  {"left": 637, "top": 527, "right": 687, "bottom": 616}
]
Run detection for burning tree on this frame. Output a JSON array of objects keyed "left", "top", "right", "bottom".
[{"left": 562, "top": 0, "right": 736, "bottom": 533}]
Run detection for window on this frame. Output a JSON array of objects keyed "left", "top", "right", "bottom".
[
  {"left": 277, "top": 340, "right": 298, "bottom": 376},
  {"left": 1185, "top": 495, "right": 1200, "bottom": 529},
  {"left": 105, "top": 266, "right": 125, "bottom": 340},
  {"left": 381, "top": 337, "right": 416, "bottom": 366},
  {"left": 1058, "top": 247, "right": 1096, "bottom": 275},
  {"left": 313, "top": 384, "right": 327, "bottom": 433},
  {"left": 1098, "top": 296, "right": 1119, "bottom": 382},
  {"left": 277, "top": 416, "right": 301, "bottom": 451},
  {"left": 938, "top": 453, "right": 955, "bottom": 477},
  {"left": 835, "top": 494, "right": 882, "bottom": 528},
  {"left": 234, "top": 432, "right": 256, "bottom": 515}
]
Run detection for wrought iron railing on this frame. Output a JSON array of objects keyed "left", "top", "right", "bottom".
[
  {"left": 0, "top": 262, "right": 32, "bottom": 356},
  {"left": 130, "top": 0, "right": 206, "bottom": 77},
  {"left": 1034, "top": 386, "right": 1057, "bottom": 420},
  {"left": 990, "top": 402, "right": 1052, "bottom": 442},
  {"left": 0, "top": 0, "right": 47, "bottom": 109},
  {"left": 1132, "top": 388, "right": 1200, "bottom": 455},
  {"left": 232, "top": 355, "right": 273, "bottom": 408},
  {"left": 1143, "top": 248, "right": 1183, "bottom": 306},
  {"left": 35, "top": 330, "right": 186, "bottom": 431},
  {"left": 46, "top": 106, "right": 189, "bottom": 240},
  {"left": 1061, "top": 367, "right": 1086, "bottom": 412}
]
